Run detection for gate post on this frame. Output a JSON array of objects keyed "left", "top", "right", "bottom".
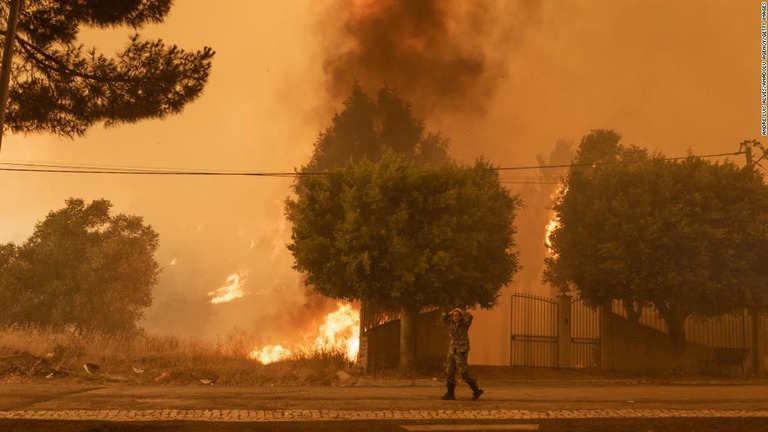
[
  {"left": 751, "top": 308, "right": 766, "bottom": 377},
  {"left": 358, "top": 334, "right": 369, "bottom": 373},
  {"left": 557, "top": 294, "right": 572, "bottom": 368}
]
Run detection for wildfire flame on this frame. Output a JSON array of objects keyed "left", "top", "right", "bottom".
[
  {"left": 252, "top": 344, "right": 292, "bottom": 364},
  {"left": 314, "top": 303, "right": 360, "bottom": 361},
  {"left": 208, "top": 272, "right": 247, "bottom": 304},
  {"left": 545, "top": 183, "right": 567, "bottom": 254},
  {"left": 249, "top": 302, "right": 360, "bottom": 364},
  {"left": 544, "top": 217, "right": 558, "bottom": 251}
]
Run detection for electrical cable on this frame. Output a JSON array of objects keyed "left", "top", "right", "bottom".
[{"left": 0, "top": 150, "right": 747, "bottom": 181}]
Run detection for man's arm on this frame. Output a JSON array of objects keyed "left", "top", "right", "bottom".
[
  {"left": 439, "top": 310, "right": 451, "bottom": 326},
  {"left": 463, "top": 311, "right": 474, "bottom": 326}
]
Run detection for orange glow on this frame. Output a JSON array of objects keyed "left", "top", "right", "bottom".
[
  {"left": 312, "top": 303, "right": 360, "bottom": 361},
  {"left": 208, "top": 272, "right": 246, "bottom": 304},
  {"left": 249, "top": 302, "right": 360, "bottom": 364},
  {"left": 544, "top": 217, "right": 558, "bottom": 252},
  {"left": 251, "top": 344, "right": 292, "bottom": 364},
  {"left": 545, "top": 183, "right": 567, "bottom": 254}
]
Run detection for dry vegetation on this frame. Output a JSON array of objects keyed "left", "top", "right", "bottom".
[{"left": 0, "top": 325, "right": 356, "bottom": 386}]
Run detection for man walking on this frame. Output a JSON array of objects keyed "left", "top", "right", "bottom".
[{"left": 440, "top": 308, "right": 483, "bottom": 401}]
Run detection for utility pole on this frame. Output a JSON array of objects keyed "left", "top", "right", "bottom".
[
  {"left": 740, "top": 140, "right": 766, "bottom": 378},
  {"left": 0, "top": 0, "right": 23, "bottom": 154},
  {"left": 741, "top": 139, "right": 768, "bottom": 170}
]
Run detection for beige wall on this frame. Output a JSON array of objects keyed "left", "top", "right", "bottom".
[{"left": 603, "top": 312, "right": 725, "bottom": 373}]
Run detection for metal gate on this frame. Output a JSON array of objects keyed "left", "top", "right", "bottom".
[
  {"left": 510, "top": 293, "right": 559, "bottom": 367},
  {"left": 571, "top": 297, "right": 600, "bottom": 368},
  {"left": 510, "top": 293, "right": 601, "bottom": 368}
]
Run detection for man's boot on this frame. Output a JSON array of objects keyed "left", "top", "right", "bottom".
[
  {"left": 440, "top": 382, "right": 455, "bottom": 400},
  {"left": 467, "top": 379, "right": 484, "bottom": 401}
]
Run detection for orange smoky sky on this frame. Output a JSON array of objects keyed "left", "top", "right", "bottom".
[{"left": 0, "top": 1, "right": 761, "bottom": 360}]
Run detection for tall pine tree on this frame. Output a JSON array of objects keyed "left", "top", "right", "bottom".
[{"left": 0, "top": 0, "right": 214, "bottom": 138}]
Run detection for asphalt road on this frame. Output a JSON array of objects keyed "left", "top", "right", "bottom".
[
  {"left": 0, "top": 378, "right": 766, "bottom": 431},
  {"left": 2, "top": 380, "right": 768, "bottom": 411},
  {"left": 1, "top": 418, "right": 767, "bottom": 432}
]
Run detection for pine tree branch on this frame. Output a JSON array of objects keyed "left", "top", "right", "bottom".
[{"left": 11, "top": 33, "right": 156, "bottom": 84}]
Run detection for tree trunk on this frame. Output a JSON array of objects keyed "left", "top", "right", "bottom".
[
  {"left": 664, "top": 310, "right": 688, "bottom": 371},
  {"left": 666, "top": 312, "right": 686, "bottom": 355},
  {"left": 399, "top": 303, "right": 419, "bottom": 371},
  {"left": 655, "top": 301, "right": 688, "bottom": 370},
  {"left": 623, "top": 299, "right": 643, "bottom": 324}
]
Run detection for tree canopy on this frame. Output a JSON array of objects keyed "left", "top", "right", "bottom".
[
  {"left": 287, "top": 151, "right": 520, "bottom": 368},
  {"left": 301, "top": 83, "right": 450, "bottom": 174},
  {"left": 1, "top": 0, "right": 214, "bottom": 137},
  {"left": 286, "top": 84, "right": 520, "bottom": 369},
  {"left": 545, "top": 130, "right": 768, "bottom": 352},
  {"left": 0, "top": 198, "right": 161, "bottom": 333}
]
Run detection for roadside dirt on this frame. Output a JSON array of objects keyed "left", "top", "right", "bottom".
[{"left": 2, "top": 352, "right": 763, "bottom": 388}]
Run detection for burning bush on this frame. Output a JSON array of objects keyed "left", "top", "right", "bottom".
[{"left": 0, "top": 324, "right": 354, "bottom": 386}]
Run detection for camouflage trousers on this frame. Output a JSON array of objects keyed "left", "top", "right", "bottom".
[{"left": 445, "top": 349, "right": 476, "bottom": 386}]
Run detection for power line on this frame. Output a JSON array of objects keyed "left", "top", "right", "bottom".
[
  {"left": 0, "top": 150, "right": 746, "bottom": 177},
  {"left": 0, "top": 165, "right": 302, "bottom": 177},
  {"left": 495, "top": 151, "right": 743, "bottom": 171},
  {"left": 0, "top": 160, "right": 307, "bottom": 177},
  {"left": 500, "top": 181, "right": 561, "bottom": 185}
]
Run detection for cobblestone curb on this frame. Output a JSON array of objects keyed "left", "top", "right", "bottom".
[{"left": 0, "top": 409, "right": 766, "bottom": 422}]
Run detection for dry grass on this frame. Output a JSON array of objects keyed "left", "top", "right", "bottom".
[{"left": 0, "top": 324, "right": 355, "bottom": 386}]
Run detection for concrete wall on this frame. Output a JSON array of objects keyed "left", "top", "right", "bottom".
[
  {"left": 361, "top": 301, "right": 765, "bottom": 375},
  {"left": 602, "top": 310, "right": 727, "bottom": 373}
]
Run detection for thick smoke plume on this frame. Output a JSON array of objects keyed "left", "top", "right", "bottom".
[{"left": 321, "top": 0, "right": 539, "bottom": 115}]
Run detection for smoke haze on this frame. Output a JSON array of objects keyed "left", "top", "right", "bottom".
[
  {"left": 321, "top": 0, "right": 539, "bottom": 115},
  {"left": 0, "top": 1, "right": 759, "bottom": 363}
]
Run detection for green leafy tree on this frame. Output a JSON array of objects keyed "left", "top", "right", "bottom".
[
  {"left": 0, "top": 198, "right": 161, "bottom": 333},
  {"left": 1, "top": 0, "right": 214, "bottom": 137},
  {"left": 289, "top": 84, "right": 451, "bottom": 367},
  {"left": 0, "top": 242, "right": 24, "bottom": 322},
  {"left": 287, "top": 152, "right": 520, "bottom": 369},
  {"left": 545, "top": 131, "right": 768, "bottom": 355},
  {"left": 546, "top": 130, "right": 652, "bottom": 322}
]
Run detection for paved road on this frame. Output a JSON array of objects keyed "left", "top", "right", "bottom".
[
  {"left": 1, "top": 417, "right": 767, "bottom": 432},
  {"left": 1, "top": 380, "right": 767, "bottom": 420}
]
